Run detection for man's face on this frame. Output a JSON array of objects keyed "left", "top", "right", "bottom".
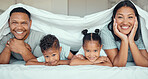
[
  {"left": 43, "top": 47, "right": 61, "bottom": 65},
  {"left": 9, "top": 12, "right": 32, "bottom": 40}
]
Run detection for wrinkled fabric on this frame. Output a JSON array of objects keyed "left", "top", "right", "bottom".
[{"left": 0, "top": 1, "right": 148, "bottom": 51}]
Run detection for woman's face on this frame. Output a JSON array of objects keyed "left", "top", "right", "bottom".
[{"left": 115, "top": 6, "right": 136, "bottom": 35}]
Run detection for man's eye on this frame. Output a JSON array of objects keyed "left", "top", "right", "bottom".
[
  {"left": 12, "top": 22, "right": 17, "bottom": 24},
  {"left": 45, "top": 56, "right": 49, "bottom": 58},
  {"left": 52, "top": 54, "right": 56, "bottom": 56},
  {"left": 22, "top": 22, "right": 27, "bottom": 24}
]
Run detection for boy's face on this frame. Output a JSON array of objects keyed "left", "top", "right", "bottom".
[
  {"left": 83, "top": 41, "right": 102, "bottom": 62},
  {"left": 43, "top": 47, "right": 61, "bottom": 65}
]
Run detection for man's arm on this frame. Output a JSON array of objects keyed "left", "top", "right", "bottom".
[{"left": 0, "top": 46, "right": 11, "bottom": 64}]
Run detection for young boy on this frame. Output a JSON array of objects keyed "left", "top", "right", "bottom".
[{"left": 26, "top": 34, "right": 73, "bottom": 66}]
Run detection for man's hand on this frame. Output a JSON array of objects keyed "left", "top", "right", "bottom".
[
  {"left": 6, "top": 38, "right": 27, "bottom": 54},
  {"left": 25, "top": 43, "right": 32, "bottom": 52}
]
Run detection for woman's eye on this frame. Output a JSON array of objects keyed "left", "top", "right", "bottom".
[
  {"left": 117, "top": 16, "right": 123, "bottom": 18},
  {"left": 128, "top": 16, "right": 133, "bottom": 19}
]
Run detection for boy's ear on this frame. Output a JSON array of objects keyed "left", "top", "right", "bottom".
[{"left": 59, "top": 47, "right": 62, "bottom": 53}]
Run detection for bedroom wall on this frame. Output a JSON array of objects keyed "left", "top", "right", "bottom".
[{"left": 0, "top": 0, "right": 148, "bottom": 16}]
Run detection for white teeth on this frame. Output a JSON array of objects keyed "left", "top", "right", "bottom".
[
  {"left": 122, "top": 26, "right": 128, "bottom": 29},
  {"left": 16, "top": 31, "right": 23, "bottom": 34}
]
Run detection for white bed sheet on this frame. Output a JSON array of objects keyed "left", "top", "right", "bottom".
[{"left": 0, "top": 63, "right": 148, "bottom": 79}]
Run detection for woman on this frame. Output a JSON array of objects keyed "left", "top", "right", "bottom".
[{"left": 101, "top": 0, "right": 148, "bottom": 67}]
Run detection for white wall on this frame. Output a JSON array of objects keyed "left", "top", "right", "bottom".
[
  {"left": 0, "top": 0, "right": 15, "bottom": 10},
  {"left": 0, "top": 0, "right": 148, "bottom": 16},
  {"left": 68, "top": 0, "right": 109, "bottom": 17}
]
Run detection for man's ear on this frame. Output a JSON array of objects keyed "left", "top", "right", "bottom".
[
  {"left": 59, "top": 47, "right": 62, "bottom": 53},
  {"left": 29, "top": 20, "right": 32, "bottom": 28},
  {"left": 8, "top": 19, "right": 10, "bottom": 27}
]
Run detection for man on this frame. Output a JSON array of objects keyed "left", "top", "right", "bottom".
[{"left": 0, "top": 7, "right": 45, "bottom": 64}]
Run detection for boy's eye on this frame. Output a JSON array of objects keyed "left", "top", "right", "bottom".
[
  {"left": 45, "top": 56, "right": 49, "bottom": 58},
  {"left": 52, "top": 54, "right": 56, "bottom": 56},
  {"left": 94, "top": 50, "right": 97, "bottom": 52}
]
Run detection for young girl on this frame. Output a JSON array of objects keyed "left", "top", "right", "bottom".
[
  {"left": 101, "top": 0, "right": 148, "bottom": 67},
  {"left": 70, "top": 29, "right": 112, "bottom": 67}
]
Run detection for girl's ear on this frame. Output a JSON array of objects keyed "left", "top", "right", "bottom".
[
  {"left": 59, "top": 47, "right": 62, "bottom": 53},
  {"left": 100, "top": 45, "right": 103, "bottom": 49}
]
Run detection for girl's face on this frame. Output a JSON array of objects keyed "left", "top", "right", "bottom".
[
  {"left": 83, "top": 40, "right": 102, "bottom": 62},
  {"left": 115, "top": 6, "right": 136, "bottom": 35}
]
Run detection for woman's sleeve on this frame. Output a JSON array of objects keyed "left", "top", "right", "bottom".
[{"left": 100, "top": 26, "right": 117, "bottom": 50}]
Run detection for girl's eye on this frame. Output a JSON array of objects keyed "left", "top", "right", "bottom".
[
  {"left": 45, "top": 56, "right": 49, "bottom": 58},
  {"left": 52, "top": 54, "right": 56, "bottom": 56},
  {"left": 86, "top": 50, "right": 90, "bottom": 52}
]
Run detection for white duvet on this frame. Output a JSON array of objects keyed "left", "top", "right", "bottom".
[{"left": 0, "top": 1, "right": 148, "bottom": 51}]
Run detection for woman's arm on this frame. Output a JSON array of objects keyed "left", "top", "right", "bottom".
[
  {"left": 105, "top": 41, "right": 128, "bottom": 67},
  {"left": 129, "top": 42, "right": 148, "bottom": 67},
  {"left": 105, "top": 19, "right": 129, "bottom": 67}
]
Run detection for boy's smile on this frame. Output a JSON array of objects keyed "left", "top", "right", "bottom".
[{"left": 43, "top": 48, "right": 60, "bottom": 65}]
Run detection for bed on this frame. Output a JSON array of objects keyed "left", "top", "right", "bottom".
[{"left": 0, "top": 61, "right": 148, "bottom": 79}]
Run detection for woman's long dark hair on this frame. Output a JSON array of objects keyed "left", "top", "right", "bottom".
[{"left": 108, "top": 0, "right": 140, "bottom": 41}]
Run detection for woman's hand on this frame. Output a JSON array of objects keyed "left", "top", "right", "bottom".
[
  {"left": 113, "top": 19, "right": 128, "bottom": 41},
  {"left": 128, "top": 17, "right": 138, "bottom": 43}
]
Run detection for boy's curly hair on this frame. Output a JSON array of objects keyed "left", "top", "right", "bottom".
[{"left": 40, "top": 34, "right": 60, "bottom": 52}]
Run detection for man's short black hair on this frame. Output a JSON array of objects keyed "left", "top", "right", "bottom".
[
  {"left": 10, "top": 7, "right": 31, "bottom": 20},
  {"left": 40, "top": 34, "right": 60, "bottom": 52}
]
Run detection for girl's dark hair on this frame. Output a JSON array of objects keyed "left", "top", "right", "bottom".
[
  {"left": 10, "top": 7, "right": 31, "bottom": 20},
  {"left": 82, "top": 29, "right": 101, "bottom": 46},
  {"left": 40, "top": 34, "right": 60, "bottom": 52},
  {"left": 108, "top": 0, "right": 140, "bottom": 41}
]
